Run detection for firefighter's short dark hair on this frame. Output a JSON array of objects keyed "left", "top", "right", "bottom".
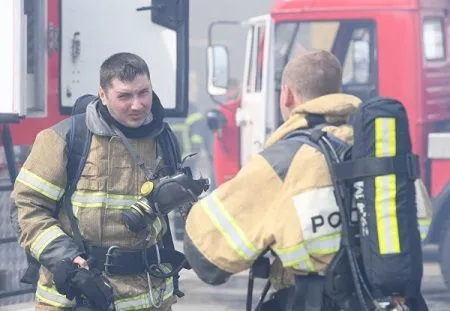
[
  {"left": 100, "top": 52, "right": 150, "bottom": 89},
  {"left": 281, "top": 49, "right": 342, "bottom": 102}
]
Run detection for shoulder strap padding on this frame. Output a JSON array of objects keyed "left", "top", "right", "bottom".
[
  {"left": 156, "top": 124, "right": 182, "bottom": 247},
  {"left": 283, "top": 127, "right": 350, "bottom": 156},
  {"left": 72, "top": 94, "right": 97, "bottom": 115},
  {"left": 58, "top": 113, "right": 92, "bottom": 253},
  {"left": 66, "top": 113, "right": 93, "bottom": 191},
  {"left": 157, "top": 123, "right": 182, "bottom": 175},
  {"left": 156, "top": 123, "right": 186, "bottom": 294}
]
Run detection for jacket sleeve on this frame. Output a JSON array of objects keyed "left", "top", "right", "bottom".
[
  {"left": 11, "top": 128, "right": 84, "bottom": 273},
  {"left": 183, "top": 154, "right": 281, "bottom": 285}
]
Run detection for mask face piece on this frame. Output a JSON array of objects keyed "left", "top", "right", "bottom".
[{"left": 122, "top": 165, "right": 210, "bottom": 233}]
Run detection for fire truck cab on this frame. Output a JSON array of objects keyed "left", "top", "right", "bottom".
[{"left": 206, "top": 0, "right": 450, "bottom": 288}]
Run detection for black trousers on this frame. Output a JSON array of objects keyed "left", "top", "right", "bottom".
[
  {"left": 259, "top": 276, "right": 429, "bottom": 311},
  {"left": 260, "top": 275, "right": 327, "bottom": 311}
]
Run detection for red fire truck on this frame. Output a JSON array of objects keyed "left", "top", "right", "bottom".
[
  {"left": 206, "top": 0, "right": 450, "bottom": 288},
  {"left": 0, "top": 0, "right": 189, "bottom": 303}
]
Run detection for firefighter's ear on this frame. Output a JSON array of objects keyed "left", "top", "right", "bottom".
[
  {"left": 98, "top": 87, "right": 107, "bottom": 103},
  {"left": 281, "top": 84, "right": 295, "bottom": 108}
]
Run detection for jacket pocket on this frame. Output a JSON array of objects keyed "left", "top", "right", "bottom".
[{"left": 76, "top": 163, "right": 101, "bottom": 191}]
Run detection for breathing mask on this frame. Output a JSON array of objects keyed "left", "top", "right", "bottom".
[{"left": 122, "top": 158, "right": 209, "bottom": 233}]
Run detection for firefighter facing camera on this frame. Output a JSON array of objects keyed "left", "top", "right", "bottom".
[
  {"left": 122, "top": 161, "right": 210, "bottom": 233},
  {"left": 11, "top": 52, "right": 193, "bottom": 311}
]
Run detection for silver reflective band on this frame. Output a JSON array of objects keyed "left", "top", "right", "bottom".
[
  {"left": 274, "top": 232, "right": 341, "bottom": 272},
  {"left": 17, "top": 168, "right": 64, "bottom": 200},
  {"left": 36, "top": 283, "right": 75, "bottom": 308},
  {"left": 274, "top": 244, "right": 309, "bottom": 267},
  {"left": 71, "top": 191, "right": 138, "bottom": 209},
  {"left": 306, "top": 232, "right": 341, "bottom": 255},
  {"left": 114, "top": 278, "right": 174, "bottom": 310},
  {"left": 202, "top": 194, "right": 258, "bottom": 261},
  {"left": 30, "top": 225, "right": 66, "bottom": 259}
]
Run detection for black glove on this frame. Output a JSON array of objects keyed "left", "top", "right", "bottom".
[
  {"left": 53, "top": 258, "right": 80, "bottom": 300},
  {"left": 54, "top": 258, "right": 114, "bottom": 311}
]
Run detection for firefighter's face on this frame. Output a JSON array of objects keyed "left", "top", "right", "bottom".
[{"left": 99, "top": 74, "right": 152, "bottom": 128}]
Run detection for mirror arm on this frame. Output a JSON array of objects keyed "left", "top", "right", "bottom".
[
  {"left": 136, "top": 5, "right": 164, "bottom": 12},
  {"left": 209, "top": 94, "right": 223, "bottom": 106}
]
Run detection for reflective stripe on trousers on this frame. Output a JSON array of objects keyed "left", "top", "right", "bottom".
[
  {"left": 115, "top": 273, "right": 174, "bottom": 310},
  {"left": 36, "top": 275, "right": 174, "bottom": 310},
  {"left": 36, "top": 282, "right": 75, "bottom": 308}
]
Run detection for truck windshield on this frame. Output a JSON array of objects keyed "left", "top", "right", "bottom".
[{"left": 274, "top": 20, "right": 378, "bottom": 101}]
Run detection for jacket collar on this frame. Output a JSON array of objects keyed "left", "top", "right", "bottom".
[{"left": 265, "top": 93, "right": 361, "bottom": 148}]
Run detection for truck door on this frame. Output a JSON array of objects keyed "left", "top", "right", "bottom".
[
  {"left": 237, "top": 15, "right": 275, "bottom": 165},
  {"left": 1, "top": 0, "right": 26, "bottom": 119},
  {"left": 59, "top": 0, "right": 189, "bottom": 117}
]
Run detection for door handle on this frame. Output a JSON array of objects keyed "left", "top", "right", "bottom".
[
  {"left": 236, "top": 108, "right": 248, "bottom": 126},
  {"left": 71, "top": 32, "right": 81, "bottom": 63},
  {"left": 253, "top": 141, "right": 263, "bottom": 149}
]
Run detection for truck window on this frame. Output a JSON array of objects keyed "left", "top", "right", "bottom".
[
  {"left": 423, "top": 17, "right": 445, "bottom": 61},
  {"left": 274, "top": 20, "right": 378, "bottom": 101},
  {"left": 246, "top": 23, "right": 266, "bottom": 93},
  {"left": 24, "top": 0, "right": 46, "bottom": 116}
]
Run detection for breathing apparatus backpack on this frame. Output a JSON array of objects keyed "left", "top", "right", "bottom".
[
  {"left": 251, "top": 96, "right": 428, "bottom": 311},
  {"left": 303, "top": 96, "right": 426, "bottom": 310}
]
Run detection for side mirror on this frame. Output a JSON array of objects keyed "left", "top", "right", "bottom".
[
  {"left": 206, "top": 109, "right": 227, "bottom": 132},
  {"left": 207, "top": 45, "right": 229, "bottom": 96}
]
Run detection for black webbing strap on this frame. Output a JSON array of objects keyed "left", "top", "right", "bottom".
[
  {"left": 111, "top": 124, "right": 157, "bottom": 180},
  {"left": 282, "top": 126, "right": 349, "bottom": 160},
  {"left": 285, "top": 127, "right": 420, "bottom": 182},
  {"left": 333, "top": 153, "right": 420, "bottom": 181},
  {"left": 156, "top": 123, "right": 188, "bottom": 298},
  {"left": 157, "top": 123, "right": 183, "bottom": 253},
  {"left": 88, "top": 245, "right": 187, "bottom": 276},
  {"left": 60, "top": 113, "right": 92, "bottom": 255}
]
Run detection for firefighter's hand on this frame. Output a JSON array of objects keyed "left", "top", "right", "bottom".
[{"left": 73, "top": 256, "right": 89, "bottom": 270}]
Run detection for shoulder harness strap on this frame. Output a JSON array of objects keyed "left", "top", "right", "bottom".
[
  {"left": 156, "top": 122, "right": 181, "bottom": 250},
  {"left": 156, "top": 122, "right": 186, "bottom": 297},
  {"left": 158, "top": 122, "right": 182, "bottom": 174},
  {"left": 58, "top": 113, "right": 93, "bottom": 254},
  {"left": 283, "top": 125, "right": 350, "bottom": 156}
]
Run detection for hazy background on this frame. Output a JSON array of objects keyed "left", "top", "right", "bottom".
[{"left": 188, "top": 0, "right": 273, "bottom": 112}]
